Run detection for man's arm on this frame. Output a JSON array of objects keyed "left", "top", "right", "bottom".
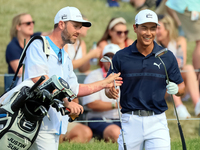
[
  {"left": 105, "top": 87, "right": 119, "bottom": 99},
  {"left": 78, "top": 73, "right": 122, "bottom": 97},
  {"left": 175, "top": 82, "right": 185, "bottom": 96},
  {"left": 166, "top": 81, "right": 185, "bottom": 96}
]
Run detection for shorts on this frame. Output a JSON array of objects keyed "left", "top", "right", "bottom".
[
  {"left": 29, "top": 132, "right": 60, "bottom": 150},
  {"left": 88, "top": 118, "right": 121, "bottom": 139},
  {"left": 118, "top": 112, "right": 170, "bottom": 150},
  {"left": 177, "top": 10, "right": 200, "bottom": 41}
]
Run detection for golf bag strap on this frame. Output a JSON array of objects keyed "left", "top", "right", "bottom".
[
  {"left": 21, "top": 35, "right": 50, "bottom": 82},
  {"left": 19, "top": 35, "right": 50, "bottom": 66}
]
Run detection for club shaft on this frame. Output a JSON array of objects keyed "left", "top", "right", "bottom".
[
  {"left": 112, "top": 70, "right": 127, "bottom": 150},
  {"left": 158, "top": 56, "right": 186, "bottom": 150}
]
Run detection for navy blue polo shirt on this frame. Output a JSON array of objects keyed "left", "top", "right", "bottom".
[
  {"left": 107, "top": 40, "right": 183, "bottom": 114},
  {"left": 6, "top": 32, "right": 41, "bottom": 74}
]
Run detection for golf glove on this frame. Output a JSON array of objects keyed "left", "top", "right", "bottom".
[{"left": 166, "top": 80, "right": 178, "bottom": 95}]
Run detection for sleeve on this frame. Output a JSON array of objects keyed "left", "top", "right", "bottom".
[
  {"left": 6, "top": 42, "right": 22, "bottom": 63},
  {"left": 167, "top": 52, "right": 183, "bottom": 84},
  {"left": 64, "top": 53, "right": 79, "bottom": 95},
  {"left": 106, "top": 53, "right": 120, "bottom": 77},
  {"left": 82, "top": 71, "right": 102, "bottom": 105},
  {"left": 24, "top": 39, "right": 49, "bottom": 80}
]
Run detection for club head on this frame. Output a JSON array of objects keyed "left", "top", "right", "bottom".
[
  {"left": 100, "top": 56, "right": 112, "bottom": 63},
  {"left": 100, "top": 55, "right": 114, "bottom": 70},
  {"left": 155, "top": 48, "right": 168, "bottom": 58}
]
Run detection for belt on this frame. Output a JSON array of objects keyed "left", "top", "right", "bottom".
[{"left": 125, "top": 110, "right": 155, "bottom": 116}]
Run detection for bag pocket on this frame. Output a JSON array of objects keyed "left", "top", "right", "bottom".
[{"left": 0, "top": 130, "right": 31, "bottom": 150}]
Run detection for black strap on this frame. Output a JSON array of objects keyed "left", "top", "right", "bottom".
[{"left": 1, "top": 36, "right": 47, "bottom": 97}]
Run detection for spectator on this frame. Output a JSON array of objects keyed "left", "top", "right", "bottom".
[
  {"left": 129, "top": 0, "right": 157, "bottom": 11},
  {"left": 5, "top": 13, "right": 49, "bottom": 75},
  {"left": 155, "top": 0, "right": 185, "bottom": 36},
  {"left": 59, "top": 98, "right": 93, "bottom": 143},
  {"left": 165, "top": 0, "right": 200, "bottom": 81},
  {"left": 97, "top": 17, "right": 133, "bottom": 53},
  {"left": 5, "top": 13, "right": 50, "bottom": 90},
  {"left": 22, "top": 6, "right": 122, "bottom": 150},
  {"left": 82, "top": 44, "right": 121, "bottom": 142},
  {"left": 156, "top": 14, "right": 200, "bottom": 119}
]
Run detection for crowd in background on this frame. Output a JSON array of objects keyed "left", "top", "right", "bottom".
[{"left": 4, "top": 0, "right": 200, "bottom": 144}]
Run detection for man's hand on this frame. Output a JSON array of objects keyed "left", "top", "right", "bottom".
[
  {"left": 104, "top": 72, "right": 123, "bottom": 88},
  {"left": 166, "top": 80, "right": 179, "bottom": 95},
  {"left": 63, "top": 98, "right": 84, "bottom": 116},
  {"left": 105, "top": 87, "right": 120, "bottom": 99}
]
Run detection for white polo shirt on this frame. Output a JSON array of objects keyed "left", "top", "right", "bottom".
[{"left": 24, "top": 39, "right": 79, "bottom": 134}]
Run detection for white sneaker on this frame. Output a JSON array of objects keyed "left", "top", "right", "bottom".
[
  {"left": 175, "top": 104, "right": 191, "bottom": 119},
  {"left": 195, "top": 101, "right": 200, "bottom": 116}
]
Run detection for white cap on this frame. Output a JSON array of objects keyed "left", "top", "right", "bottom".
[
  {"left": 135, "top": 9, "right": 160, "bottom": 26},
  {"left": 109, "top": 17, "right": 126, "bottom": 29},
  {"left": 103, "top": 44, "right": 120, "bottom": 56},
  {"left": 54, "top": 7, "right": 91, "bottom": 27}
]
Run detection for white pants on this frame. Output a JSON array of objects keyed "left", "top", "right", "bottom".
[
  {"left": 118, "top": 112, "right": 170, "bottom": 150},
  {"left": 29, "top": 132, "right": 60, "bottom": 150}
]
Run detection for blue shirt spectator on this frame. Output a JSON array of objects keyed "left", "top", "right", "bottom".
[
  {"left": 6, "top": 32, "right": 41, "bottom": 74},
  {"left": 166, "top": 0, "right": 200, "bottom": 13}
]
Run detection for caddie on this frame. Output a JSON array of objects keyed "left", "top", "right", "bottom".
[{"left": 23, "top": 6, "right": 122, "bottom": 150}]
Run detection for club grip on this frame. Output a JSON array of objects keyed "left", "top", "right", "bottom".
[
  {"left": 60, "top": 107, "right": 70, "bottom": 116},
  {"left": 29, "top": 76, "right": 46, "bottom": 92}
]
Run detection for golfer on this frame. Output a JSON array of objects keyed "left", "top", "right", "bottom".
[
  {"left": 106, "top": 9, "right": 185, "bottom": 150},
  {"left": 23, "top": 6, "right": 122, "bottom": 150}
]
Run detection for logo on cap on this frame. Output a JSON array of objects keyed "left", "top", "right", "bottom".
[
  {"left": 62, "top": 14, "right": 67, "bottom": 19},
  {"left": 76, "top": 15, "right": 82, "bottom": 18},
  {"left": 146, "top": 13, "right": 152, "bottom": 18}
]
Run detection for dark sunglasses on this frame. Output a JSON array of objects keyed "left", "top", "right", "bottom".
[
  {"left": 115, "top": 30, "right": 129, "bottom": 36},
  {"left": 20, "top": 21, "right": 35, "bottom": 26},
  {"left": 104, "top": 54, "right": 114, "bottom": 58}
]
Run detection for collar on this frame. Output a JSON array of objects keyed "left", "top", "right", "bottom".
[
  {"left": 45, "top": 36, "right": 64, "bottom": 64},
  {"left": 45, "top": 36, "right": 64, "bottom": 56},
  {"left": 131, "top": 40, "right": 160, "bottom": 55}
]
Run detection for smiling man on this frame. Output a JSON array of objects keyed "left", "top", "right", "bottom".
[{"left": 105, "top": 9, "right": 185, "bottom": 150}]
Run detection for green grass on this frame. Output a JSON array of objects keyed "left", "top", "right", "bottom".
[
  {"left": 58, "top": 137, "right": 200, "bottom": 150},
  {"left": 0, "top": 0, "right": 199, "bottom": 149}
]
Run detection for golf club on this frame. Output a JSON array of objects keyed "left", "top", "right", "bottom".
[
  {"left": 101, "top": 56, "right": 127, "bottom": 150},
  {"left": 155, "top": 48, "right": 187, "bottom": 150}
]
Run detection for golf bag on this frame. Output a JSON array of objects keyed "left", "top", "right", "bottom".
[
  {"left": 0, "top": 75, "right": 77, "bottom": 150},
  {"left": 0, "top": 35, "right": 77, "bottom": 150}
]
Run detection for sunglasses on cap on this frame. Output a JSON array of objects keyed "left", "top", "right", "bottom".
[
  {"left": 114, "top": 30, "right": 129, "bottom": 36},
  {"left": 20, "top": 21, "right": 35, "bottom": 26}
]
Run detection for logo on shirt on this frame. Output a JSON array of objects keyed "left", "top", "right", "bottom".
[
  {"left": 146, "top": 13, "right": 152, "bottom": 18},
  {"left": 153, "top": 62, "right": 161, "bottom": 69}
]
